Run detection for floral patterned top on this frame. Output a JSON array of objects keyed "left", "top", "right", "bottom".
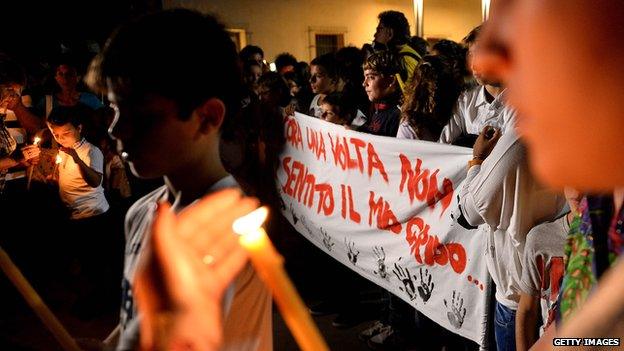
[{"left": 558, "top": 195, "right": 623, "bottom": 323}]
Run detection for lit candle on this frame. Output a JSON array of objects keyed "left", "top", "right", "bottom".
[
  {"left": 53, "top": 153, "right": 62, "bottom": 176},
  {"left": 234, "top": 208, "right": 329, "bottom": 351},
  {"left": 26, "top": 136, "right": 42, "bottom": 190}
]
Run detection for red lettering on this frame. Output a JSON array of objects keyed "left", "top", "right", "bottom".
[
  {"left": 347, "top": 185, "right": 361, "bottom": 223},
  {"left": 329, "top": 134, "right": 347, "bottom": 170},
  {"left": 306, "top": 128, "right": 327, "bottom": 161},
  {"left": 341, "top": 184, "right": 362, "bottom": 224},
  {"left": 315, "top": 183, "right": 334, "bottom": 216},
  {"left": 398, "top": 154, "right": 455, "bottom": 217},
  {"left": 367, "top": 143, "right": 388, "bottom": 183},
  {"left": 368, "top": 192, "right": 402, "bottom": 234},
  {"left": 280, "top": 156, "right": 334, "bottom": 216},
  {"left": 285, "top": 118, "right": 303, "bottom": 149},
  {"left": 349, "top": 138, "right": 366, "bottom": 172},
  {"left": 281, "top": 157, "right": 296, "bottom": 195},
  {"left": 405, "top": 216, "right": 466, "bottom": 274},
  {"left": 406, "top": 217, "right": 429, "bottom": 263}
]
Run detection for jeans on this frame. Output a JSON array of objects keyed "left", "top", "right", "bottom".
[{"left": 494, "top": 301, "right": 517, "bottom": 351}]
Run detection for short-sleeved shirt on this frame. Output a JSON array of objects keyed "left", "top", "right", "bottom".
[
  {"left": 58, "top": 138, "right": 109, "bottom": 219},
  {"left": 520, "top": 215, "right": 569, "bottom": 333},
  {"left": 117, "top": 175, "right": 272, "bottom": 351}
]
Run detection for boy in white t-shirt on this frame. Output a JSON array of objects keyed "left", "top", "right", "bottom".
[
  {"left": 84, "top": 9, "right": 272, "bottom": 350},
  {"left": 47, "top": 105, "right": 114, "bottom": 317},
  {"left": 47, "top": 106, "right": 109, "bottom": 219}
]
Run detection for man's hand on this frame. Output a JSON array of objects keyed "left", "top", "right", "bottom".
[
  {"left": 134, "top": 189, "right": 259, "bottom": 351},
  {"left": 21, "top": 145, "right": 41, "bottom": 166},
  {"left": 473, "top": 126, "right": 501, "bottom": 160}
]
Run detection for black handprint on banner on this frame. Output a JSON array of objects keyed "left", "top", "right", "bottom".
[
  {"left": 392, "top": 259, "right": 417, "bottom": 301},
  {"left": 373, "top": 246, "right": 388, "bottom": 279},
  {"left": 417, "top": 268, "right": 434, "bottom": 303},
  {"left": 321, "top": 228, "right": 335, "bottom": 251},
  {"left": 345, "top": 237, "right": 360, "bottom": 265},
  {"left": 444, "top": 290, "right": 467, "bottom": 329}
]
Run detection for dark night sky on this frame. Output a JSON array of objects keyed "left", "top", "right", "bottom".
[{"left": 2, "top": 0, "right": 162, "bottom": 68}]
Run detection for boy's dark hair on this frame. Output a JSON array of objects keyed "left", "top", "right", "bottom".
[
  {"left": 409, "top": 36, "right": 429, "bottom": 57},
  {"left": 240, "top": 45, "right": 264, "bottom": 61},
  {"left": 47, "top": 105, "right": 84, "bottom": 128},
  {"left": 310, "top": 53, "right": 339, "bottom": 80},
  {"left": 274, "top": 53, "right": 298, "bottom": 72},
  {"left": 432, "top": 39, "right": 469, "bottom": 88},
  {"left": 378, "top": 11, "right": 411, "bottom": 46},
  {"left": 363, "top": 50, "right": 401, "bottom": 77},
  {"left": 86, "top": 9, "right": 242, "bottom": 126},
  {"left": 322, "top": 92, "right": 357, "bottom": 124},
  {"left": 463, "top": 25, "right": 482, "bottom": 46},
  {"left": 0, "top": 53, "right": 26, "bottom": 86},
  {"left": 336, "top": 46, "right": 365, "bottom": 83},
  {"left": 432, "top": 39, "right": 465, "bottom": 58},
  {"left": 258, "top": 72, "right": 291, "bottom": 107}
]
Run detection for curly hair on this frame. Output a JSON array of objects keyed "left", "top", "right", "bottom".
[
  {"left": 432, "top": 39, "right": 469, "bottom": 90},
  {"left": 400, "top": 55, "right": 462, "bottom": 140},
  {"left": 362, "top": 50, "right": 401, "bottom": 77}
]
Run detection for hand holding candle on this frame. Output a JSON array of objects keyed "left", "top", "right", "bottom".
[
  {"left": 134, "top": 189, "right": 259, "bottom": 351},
  {"left": 234, "top": 208, "right": 329, "bottom": 351},
  {"left": 26, "top": 136, "right": 41, "bottom": 190}
]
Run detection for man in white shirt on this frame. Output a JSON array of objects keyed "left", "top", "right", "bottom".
[
  {"left": 457, "top": 125, "right": 564, "bottom": 351},
  {"left": 439, "top": 25, "right": 511, "bottom": 145},
  {"left": 452, "top": 25, "right": 566, "bottom": 351}
]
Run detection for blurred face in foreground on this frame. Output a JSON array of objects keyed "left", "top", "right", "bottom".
[{"left": 482, "top": 0, "right": 624, "bottom": 191}]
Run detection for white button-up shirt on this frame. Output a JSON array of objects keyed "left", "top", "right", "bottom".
[{"left": 439, "top": 85, "right": 513, "bottom": 144}]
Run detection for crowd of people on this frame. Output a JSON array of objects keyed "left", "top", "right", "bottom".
[{"left": 1, "top": 2, "right": 623, "bottom": 351}]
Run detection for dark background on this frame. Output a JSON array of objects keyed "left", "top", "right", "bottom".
[{"left": 2, "top": 0, "right": 162, "bottom": 70}]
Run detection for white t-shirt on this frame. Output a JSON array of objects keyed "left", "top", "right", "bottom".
[
  {"left": 519, "top": 215, "right": 569, "bottom": 334},
  {"left": 309, "top": 94, "right": 323, "bottom": 118},
  {"left": 439, "top": 86, "right": 513, "bottom": 144},
  {"left": 457, "top": 122, "right": 565, "bottom": 309},
  {"left": 396, "top": 120, "right": 438, "bottom": 141},
  {"left": 350, "top": 110, "right": 368, "bottom": 127},
  {"left": 58, "top": 139, "right": 109, "bottom": 219},
  {"left": 117, "top": 175, "right": 272, "bottom": 351}
]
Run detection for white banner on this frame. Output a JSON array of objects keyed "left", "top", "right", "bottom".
[{"left": 277, "top": 113, "right": 491, "bottom": 346}]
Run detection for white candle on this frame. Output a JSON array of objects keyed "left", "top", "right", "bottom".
[{"left": 234, "top": 208, "right": 329, "bottom": 351}]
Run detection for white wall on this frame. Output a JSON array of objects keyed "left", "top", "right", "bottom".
[{"left": 164, "top": 0, "right": 482, "bottom": 63}]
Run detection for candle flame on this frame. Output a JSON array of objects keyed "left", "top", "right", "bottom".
[
  {"left": 55, "top": 154, "right": 62, "bottom": 164},
  {"left": 33, "top": 137, "right": 41, "bottom": 146},
  {"left": 233, "top": 207, "right": 269, "bottom": 235}
]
